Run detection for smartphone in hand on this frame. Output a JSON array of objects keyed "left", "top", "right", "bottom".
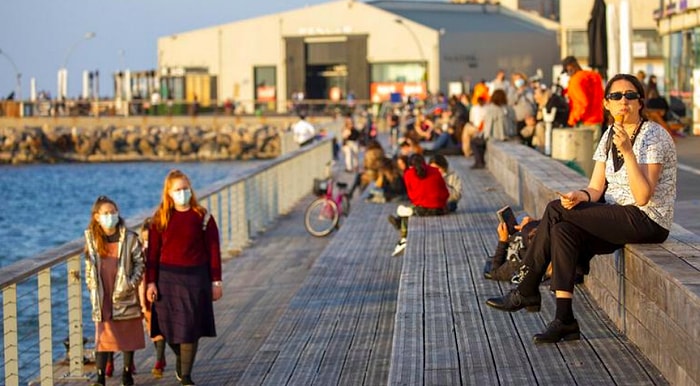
[{"left": 497, "top": 205, "right": 517, "bottom": 235}]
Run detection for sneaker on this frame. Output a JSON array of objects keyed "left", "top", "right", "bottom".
[
  {"left": 392, "top": 238, "right": 407, "bottom": 256},
  {"left": 152, "top": 359, "right": 166, "bottom": 378},
  {"left": 387, "top": 215, "right": 401, "bottom": 230},
  {"left": 397, "top": 205, "right": 413, "bottom": 217}
]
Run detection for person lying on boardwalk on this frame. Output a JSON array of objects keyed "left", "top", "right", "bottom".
[
  {"left": 483, "top": 215, "right": 540, "bottom": 283},
  {"left": 486, "top": 73, "right": 677, "bottom": 344}
]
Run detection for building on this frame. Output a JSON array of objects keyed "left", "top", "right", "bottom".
[
  {"left": 654, "top": 0, "right": 700, "bottom": 134},
  {"left": 155, "top": 0, "right": 559, "bottom": 113}
]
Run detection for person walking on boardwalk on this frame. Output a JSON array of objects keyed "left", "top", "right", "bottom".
[
  {"left": 485, "top": 74, "right": 677, "bottom": 344},
  {"left": 84, "top": 195, "right": 145, "bottom": 386},
  {"left": 146, "top": 169, "right": 223, "bottom": 385},
  {"left": 137, "top": 217, "right": 167, "bottom": 378}
]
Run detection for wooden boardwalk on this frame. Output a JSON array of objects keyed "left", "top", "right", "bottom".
[{"left": 54, "top": 156, "right": 666, "bottom": 385}]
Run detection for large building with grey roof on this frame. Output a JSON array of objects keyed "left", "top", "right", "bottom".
[{"left": 153, "top": 0, "right": 559, "bottom": 113}]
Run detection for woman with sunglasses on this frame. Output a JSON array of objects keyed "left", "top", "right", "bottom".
[
  {"left": 485, "top": 73, "right": 677, "bottom": 344},
  {"left": 146, "top": 170, "right": 223, "bottom": 385},
  {"left": 84, "top": 195, "right": 145, "bottom": 386}
]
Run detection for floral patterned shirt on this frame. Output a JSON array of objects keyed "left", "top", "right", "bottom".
[{"left": 593, "top": 120, "right": 677, "bottom": 230}]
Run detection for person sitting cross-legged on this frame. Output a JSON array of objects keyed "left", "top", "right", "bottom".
[{"left": 388, "top": 154, "right": 449, "bottom": 256}]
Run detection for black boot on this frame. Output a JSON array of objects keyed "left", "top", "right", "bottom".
[
  {"left": 533, "top": 318, "right": 580, "bottom": 344},
  {"left": 121, "top": 367, "right": 134, "bottom": 386},
  {"left": 486, "top": 289, "right": 541, "bottom": 312},
  {"left": 92, "top": 369, "right": 105, "bottom": 386}
]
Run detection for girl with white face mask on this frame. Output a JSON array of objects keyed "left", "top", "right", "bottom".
[
  {"left": 145, "top": 170, "right": 223, "bottom": 386},
  {"left": 84, "top": 195, "right": 145, "bottom": 386}
]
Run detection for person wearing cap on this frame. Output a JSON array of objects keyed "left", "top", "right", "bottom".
[{"left": 561, "top": 56, "right": 604, "bottom": 141}]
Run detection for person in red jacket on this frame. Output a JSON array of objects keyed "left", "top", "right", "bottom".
[
  {"left": 146, "top": 169, "right": 223, "bottom": 386},
  {"left": 562, "top": 56, "right": 604, "bottom": 141},
  {"left": 388, "top": 154, "right": 449, "bottom": 256}
]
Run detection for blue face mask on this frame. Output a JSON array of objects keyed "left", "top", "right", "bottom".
[
  {"left": 514, "top": 79, "right": 525, "bottom": 88},
  {"left": 170, "top": 188, "right": 192, "bottom": 206},
  {"left": 99, "top": 213, "right": 120, "bottom": 229}
]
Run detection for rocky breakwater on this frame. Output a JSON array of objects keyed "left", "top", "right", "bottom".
[{"left": 0, "top": 123, "right": 282, "bottom": 164}]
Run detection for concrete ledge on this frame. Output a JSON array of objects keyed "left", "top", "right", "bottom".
[{"left": 487, "top": 140, "right": 700, "bottom": 386}]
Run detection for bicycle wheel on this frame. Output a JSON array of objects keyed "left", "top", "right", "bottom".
[{"left": 304, "top": 198, "right": 339, "bottom": 237}]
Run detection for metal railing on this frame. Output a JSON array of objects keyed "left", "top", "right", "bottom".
[{"left": 0, "top": 130, "right": 336, "bottom": 385}]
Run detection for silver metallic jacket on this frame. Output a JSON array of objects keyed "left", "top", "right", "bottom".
[{"left": 84, "top": 225, "right": 145, "bottom": 322}]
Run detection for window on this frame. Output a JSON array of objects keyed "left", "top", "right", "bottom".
[
  {"left": 371, "top": 63, "right": 426, "bottom": 83},
  {"left": 632, "top": 29, "right": 662, "bottom": 58},
  {"left": 566, "top": 30, "right": 588, "bottom": 58}
]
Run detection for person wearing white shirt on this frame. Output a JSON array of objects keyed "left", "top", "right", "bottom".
[{"left": 291, "top": 115, "right": 316, "bottom": 146}]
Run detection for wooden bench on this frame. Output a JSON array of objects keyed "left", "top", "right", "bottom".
[
  {"left": 486, "top": 140, "right": 700, "bottom": 386},
  {"left": 388, "top": 155, "right": 667, "bottom": 385}
]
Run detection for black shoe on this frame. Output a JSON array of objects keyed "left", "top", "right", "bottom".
[
  {"left": 533, "top": 318, "right": 580, "bottom": 344},
  {"left": 387, "top": 215, "right": 401, "bottom": 230},
  {"left": 180, "top": 375, "right": 196, "bottom": 385},
  {"left": 486, "top": 289, "right": 541, "bottom": 312},
  {"left": 92, "top": 370, "right": 105, "bottom": 386},
  {"left": 121, "top": 368, "right": 134, "bottom": 386},
  {"left": 482, "top": 260, "right": 493, "bottom": 280}
]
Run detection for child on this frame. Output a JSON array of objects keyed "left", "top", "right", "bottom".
[
  {"left": 429, "top": 154, "right": 463, "bottom": 212},
  {"left": 138, "top": 217, "right": 167, "bottom": 378}
]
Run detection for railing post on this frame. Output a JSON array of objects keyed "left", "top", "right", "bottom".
[
  {"left": 66, "top": 255, "right": 86, "bottom": 380},
  {"left": 3, "top": 285, "right": 19, "bottom": 386},
  {"left": 38, "top": 269, "right": 53, "bottom": 385}
]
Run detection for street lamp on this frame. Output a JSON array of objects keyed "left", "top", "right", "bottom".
[
  {"left": 0, "top": 48, "right": 21, "bottom": 100},
  {"left": 394, "top": 18, "right": 426, "bottom": 63},
  {"left": 394, "top": 18, "right": 427, "bottom": 83},
  {"left": 59, "top": 32, "right": 96, "bottom": 99}
]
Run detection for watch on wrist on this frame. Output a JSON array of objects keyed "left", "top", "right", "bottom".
[{"left": 212, "top": 281, "right": 222, "bottom": 287}]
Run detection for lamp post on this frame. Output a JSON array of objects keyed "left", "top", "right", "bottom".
[
  {"left": 394, "top": 18, "right": 426, "bottom": 70},
  {"left": 59, "top": 32, "right": 96, "bottom": 99},
  {"left": 0, "top": 48, "right": 21, "bottom": 100},
  {"left": 394, "top": 18, "right": 427, "bottom": 97}
]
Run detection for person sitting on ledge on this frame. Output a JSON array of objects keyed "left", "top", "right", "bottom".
[{"left": 485, "top": 73, "right": 677, "bottom": 344}]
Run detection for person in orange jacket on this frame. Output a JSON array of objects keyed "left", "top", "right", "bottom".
[{"left": 562, "top": 56, "right": 605, "bottom": 142}]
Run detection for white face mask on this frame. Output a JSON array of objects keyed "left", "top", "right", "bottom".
[
  {"left": 514, "top": 79, "right": 525, "bottom": 88},
  {"left": 99, "top": 213, "right": 120, "bottom": 229},
  {"left": 170, "top": 188, "right": 192, "bottom": 206}
]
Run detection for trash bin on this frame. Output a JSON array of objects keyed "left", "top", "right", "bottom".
[{"left": 551, "top": 127, "right": 594, "bottom": 177}]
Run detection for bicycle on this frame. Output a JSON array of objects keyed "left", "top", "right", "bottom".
[{"left": 304, "top": 175, "right": 351, "bottom": 237}]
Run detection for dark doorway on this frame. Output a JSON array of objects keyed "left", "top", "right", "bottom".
[{"left": 306, "top": 64, "right": 347, "bottom": 100}]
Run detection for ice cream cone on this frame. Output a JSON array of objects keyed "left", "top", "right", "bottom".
[{"left": 614, "top": 114, "right": 625, "bottom": 124}]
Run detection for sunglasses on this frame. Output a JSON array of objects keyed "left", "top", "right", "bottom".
[{"left": 606, "top": 91, "right": 640, "bottom": 101}]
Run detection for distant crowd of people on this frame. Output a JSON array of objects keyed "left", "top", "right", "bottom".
[{"left": 320, "top": 62, "right": 678, "bottom": 348}]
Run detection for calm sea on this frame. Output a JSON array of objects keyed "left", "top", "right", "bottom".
[{"left": 0, "top": 160, "right": 267, "bottom": 383}]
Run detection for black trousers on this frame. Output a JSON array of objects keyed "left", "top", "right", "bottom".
[{"left": 519, "top": 199, "right": 668, "bottom": 293}]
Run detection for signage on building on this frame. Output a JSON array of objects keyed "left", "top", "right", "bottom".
[
  {"left": 256, "top": 85, "right": 276, "bottom": 102},
  {"left": 297, "top": 26, "right": 353, "bottom": 36},
  {"left": 370, "top": 82, "right": 427, "bottom": 102}
]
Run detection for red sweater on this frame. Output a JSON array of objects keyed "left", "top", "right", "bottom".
[
  {"left": 404, "top": 164, "right": 449, "bottom": 209},
  {"left": 146, "top": 209, "right": 222, "bottom": 283}
]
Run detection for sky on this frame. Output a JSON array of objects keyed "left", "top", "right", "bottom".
[{"left": 0, "top": 0, "right": 344, "bottom": 100}]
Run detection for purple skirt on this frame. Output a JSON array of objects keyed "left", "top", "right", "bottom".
[{"left": 151, "top": 264, "right": 216, "bottom": 343}]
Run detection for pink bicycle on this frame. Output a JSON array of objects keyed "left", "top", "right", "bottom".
[{"left": 304, "top": 176, "right": 351, "bottom": 237}]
